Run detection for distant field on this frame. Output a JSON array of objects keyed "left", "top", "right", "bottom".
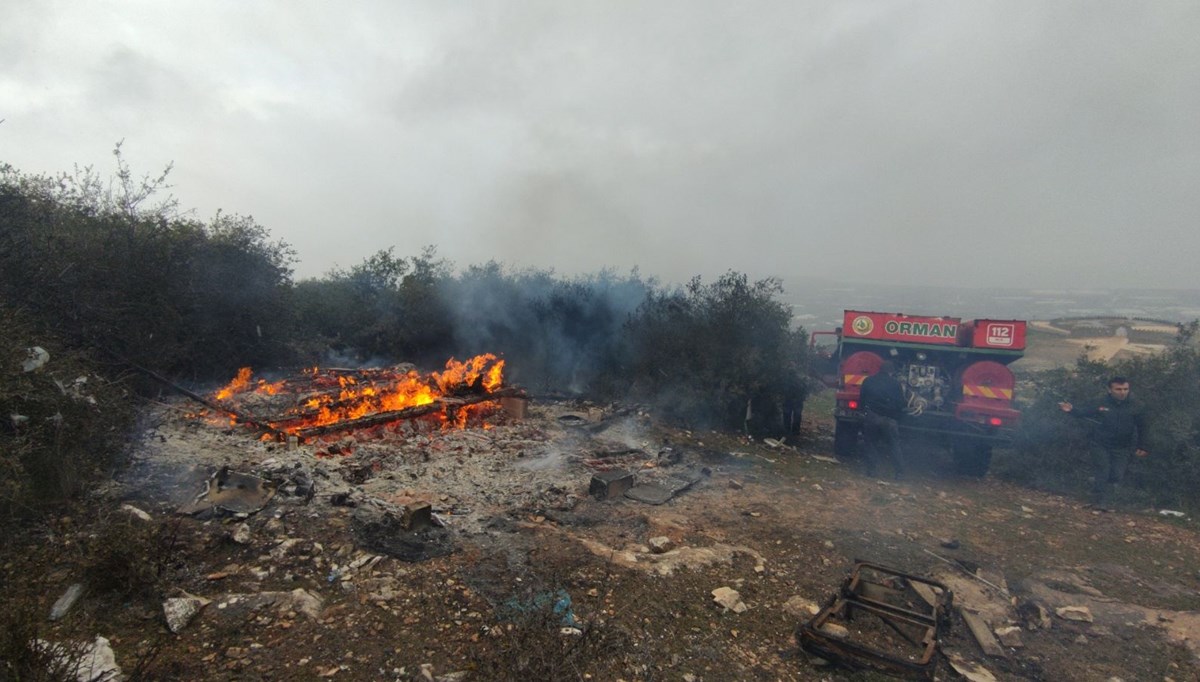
[
  {"left": 1018, "top": 326, "right": 1086, "bottom": 373},
  {"left": 1019, "top": 320, "right": 1178, "bottom": 374}
]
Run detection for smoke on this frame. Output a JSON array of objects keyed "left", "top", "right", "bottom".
[
  {"left": 514, "top": 445, "right": 573, "bottom": 472},
  {"left": 441, "top": 263, "right": 652, "bottom": 393}
]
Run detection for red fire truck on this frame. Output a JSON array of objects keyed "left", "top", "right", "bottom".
[{"left": 812, "top": 310, "right": 1026, "bottom": 476}]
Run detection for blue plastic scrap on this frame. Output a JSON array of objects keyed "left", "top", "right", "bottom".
[{"left": 500, "top": 589, "right": 580, "bottom": 627}]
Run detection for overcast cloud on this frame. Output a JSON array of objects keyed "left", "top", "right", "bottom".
[{"left": 2, "top": 1, "right": 1197, "bottom": 289}]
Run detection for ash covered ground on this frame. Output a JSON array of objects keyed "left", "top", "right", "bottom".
[{"left": 9, "top": 395, "right": 1200, "bottom": 681}]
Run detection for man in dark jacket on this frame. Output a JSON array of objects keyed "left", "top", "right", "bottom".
[
  {"left": 860, "top": 360, "right": 907, "bottom": 479},
  {"left": 1059, "top": 376, "right": 1149, "bottom": 510}
]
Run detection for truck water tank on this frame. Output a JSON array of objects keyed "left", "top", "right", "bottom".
[
  {"left": 840, "top": 351, "right": 884, "bottom": 389},
  {"left": 959, "top": 361, "right": 1014, "bottom": 401}
]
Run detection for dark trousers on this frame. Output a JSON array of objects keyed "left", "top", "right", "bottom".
[
  {"left": 1090, "top": 444, "right": 1132, "bottom": 507},
  {"left": 863, "top": 412, "right": 904, "bottom": 478}
]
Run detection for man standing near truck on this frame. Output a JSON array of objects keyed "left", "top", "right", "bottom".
[
  {"left": 860, "top": 360, "right": 907, "bottom": 479},
  {"left": 1059, "top": 376, "right": 1149, "bottom": 511}
]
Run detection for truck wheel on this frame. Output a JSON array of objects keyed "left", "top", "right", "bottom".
[
  {"left": 833, "top": 420, "right": 860, "bottom": 457},
  {"left": 952, "top": 442, "right": 992, "bottom": 477}
]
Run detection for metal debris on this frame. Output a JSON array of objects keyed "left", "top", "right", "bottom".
[
  {"left": 797, "top": 561, "right": 953, "bottom": 680},
  {"left": 177, "top": 467, "right": 276, "bottom": 517}
]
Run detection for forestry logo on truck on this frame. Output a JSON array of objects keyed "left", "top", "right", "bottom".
[
  {"left": 882, "top": 319, "right": 958, "bottom": 339},
  {"left": 986, "top": 323, "right": 1015, "bottom": 347},
  {"left": 850, "top": 315, "right": 874, "bottom": 335}
]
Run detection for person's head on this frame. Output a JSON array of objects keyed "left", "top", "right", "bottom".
[{"left": 1107, "top": 376, "right": 1131, "bottom": 401}]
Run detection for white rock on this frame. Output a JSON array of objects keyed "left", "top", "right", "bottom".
[
  {"left": 1056, "top": 606, "right": 1094, "bottom": 622},
  {"left": 946, "top": 654, "right": 998, "bottom": 682},
  {"left": 120, "top": 504, "right": 152, "bottom": 522},
  {"left": 647, "top": 536, "right": 673, "bottom": 554},
  {"left": 232, "top": 522, "right": 252, "bottom": 545},
  {"left": 22, "top": 346, "right": 50, "bottom": 372},
  {"left": 995, "top": 625, "right": 1024, "bottom": 648},
  {"left": 37, "top": 635, "right": 122, "bottom": 682},
  {"left": 164, "top": 594, "right": 211, "bottom": 633},
  {"left": 712, "top": 586, "right": 748, "bottom": 613},
  {"left": 49, "top": 583, "right": 85, "bottom": 621},
  {"left": 819, "top": 622, "right": 849, "bottom": 638},
  {"left": 783, "top": 595, "right": 821, "bottom": 618}
]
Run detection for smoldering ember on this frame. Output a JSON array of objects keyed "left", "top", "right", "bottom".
[{"left": 8, "top": 345, "right": 1199, "bottom": 682}]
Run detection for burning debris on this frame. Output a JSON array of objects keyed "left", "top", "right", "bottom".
[
  {"left": 204, "top": 354, "right": 522, "bottom": 442},
  {"left": 148, "top": 355, "right": 715, "bottom": 566}
]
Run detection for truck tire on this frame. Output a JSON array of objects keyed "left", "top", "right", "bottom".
[
  {"left": 833, "top": 420, "right": 860, "bottom": 457},
  {"left": 952, "top": 441, "right": 992, "bottom": 477}
]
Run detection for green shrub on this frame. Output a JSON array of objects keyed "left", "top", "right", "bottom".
[
  {"left": 622, "top": 272, "right": 808, "bottom": 434},
  {"left": 293, "top": 246, "right": 454, "bottom": 365},
  {"left": 0, "top": 154, "right": 296, "bottom": 381},
  {"left": 0, "top": 305, "right": 135, "bottom": 514},
  {"left": 1002, "top": 323, "right": 1200, "bottom": 510}
]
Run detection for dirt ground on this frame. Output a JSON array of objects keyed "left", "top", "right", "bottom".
[{"left": 5, "top": 387, "right": 1200, "bottom": 682}]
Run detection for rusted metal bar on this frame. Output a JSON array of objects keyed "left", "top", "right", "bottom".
[{"left": 797, "top": 561, "right": 953, "bottom": 680}]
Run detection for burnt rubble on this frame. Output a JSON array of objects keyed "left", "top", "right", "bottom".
[{"left": 135, "top": 397, "right": 717, "bottom": 560}]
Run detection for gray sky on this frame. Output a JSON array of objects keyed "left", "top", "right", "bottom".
[{"left": 2, "top": 1, "right": 1197, "bottom": 289}]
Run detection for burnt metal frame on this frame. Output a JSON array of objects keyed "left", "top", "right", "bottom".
[{"left": 797, "top": 561, "right": 953, "bottom": 680}]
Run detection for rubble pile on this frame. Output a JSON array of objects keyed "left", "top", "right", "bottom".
[{"left": 134, "top": 397, "right": 712, "bottom": 547}]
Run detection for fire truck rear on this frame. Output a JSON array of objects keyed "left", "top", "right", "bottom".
[{"left": 812, "top": 310, "right": 1026, "bottom": 476}]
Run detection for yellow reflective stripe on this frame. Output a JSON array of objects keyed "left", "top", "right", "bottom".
[
  {"left": 844, "top": 374, "right": 867, "bottom": 386},
  {"left": 963, "top": 385, "right": 1012, "bottom": 399}
]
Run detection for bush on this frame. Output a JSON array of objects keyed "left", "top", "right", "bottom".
[
  {"left": 622, "top": 272, "right": 808, "bottom": 435},
  {"left": 296, "top": 261, "right": 809, "bottom": 437},
  {"left": 0, "top": 305, "right": 135, "bottom": 515},
  {"left": 0, "top": 153, "right": 296, "bottom": 381},
  {"left": 1002, "top": 323, "right": 1200, "bottom": 510},
  {"left": 0, "top": 594, "right": 84, "bottom": 682},
  {"left": 293, "top": 246, "right": 454, "bottom": 365},
  {"left": 0, "top": 150, "right": 293, "bottom": 512}
]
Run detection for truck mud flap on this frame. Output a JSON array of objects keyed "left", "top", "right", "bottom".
[{"left": 796, "top": 561, "right": 953, "bottom": 680}]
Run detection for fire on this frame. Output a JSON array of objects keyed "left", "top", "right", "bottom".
[
  {"left": 216, "top": 367, "right": 253, "bottom": 400},
  {"left": 211, "top": 354, "right": 507, "bottom": 437},
  {"left": 432, "top": 353, "right": 505, "bottom": 393}
]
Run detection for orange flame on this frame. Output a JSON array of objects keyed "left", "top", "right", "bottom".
[
  {"left": 216, "top": 367, "right": 253, "bottom": 400},
  {"left": 432, "top": 354, "right": 506, "bottom": 392},
  {"left": 212, "top": 355, "right": 505, "bottom": 436}
]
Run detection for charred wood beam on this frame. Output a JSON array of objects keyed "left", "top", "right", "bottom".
[
  {"left": 260, "top": 381, "right": 442, "bottom": 424},
  {"left": 257, "top": 382, "right": 516, "bottom": 428},
  {"left": 105, "top": 351, "right": 284, "bottom": 439},
  {"left": 233, "top": 366, "right": 420, "bottom": 398},
  {"left": 292, "top": 387, "right": 525, "bottom": 440}
]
